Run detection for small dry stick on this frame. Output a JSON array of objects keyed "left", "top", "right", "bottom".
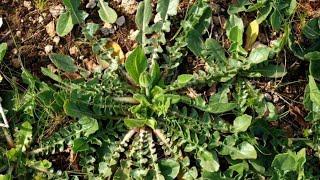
[
  {"left": 0, "top": 97, "right": 15, "bottom": 148},
  {"left": 0, "top": 97, "right": 9, "bottom": 128}
]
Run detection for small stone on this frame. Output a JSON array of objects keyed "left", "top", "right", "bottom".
[
  {"left": 273, "top": 94, "right": 280, "bottom": 103},
  {"left": 46, "top": 21, "right": 55, "bottom": 37},
  {"left": 101, "top": 27, "right": 115, "bottom": 36},
  {"left": 45, "top": 45, "right": 53, "bottom": 54},
  {"left": 16, "top": 31, "right": 21, "bottom": 37},
  {"left": 42, "top": 12, "right": 47, "bottom": 17},
  {"left": 69, "top": 46, "right": 79, "bottom": 55},
  {"left": 49, "top": 5, "right": 64, "bottom": 18},
  {"left": 264, "top": 93, "right": 272, "bottom": 102},
  {"left": 23, "top": 1, "right": 32, "bottom": 10},
  {"left": 11, "top": 58, "right": 21, "bottom": 68},
  {"left": 12, "top": 48, "right": 18, "bottom": 55},
  {"left": 53, "top": 36, "right": 60, "bottom": 45},
  {"left": 38, "top": 16, "right": 44, "bottom": 23},
  {"left": 86, "top": 0, "right": 96, "bottom": 9},
  {"left": 116, "top": 16, "right": 125, "bottom": 26},
  {"left": 120, "top": 0, "right": 138, "bottom": 15}
]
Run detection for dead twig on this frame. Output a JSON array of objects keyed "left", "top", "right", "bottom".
[
  {"left": 0, "top": 97, "right": 15, "bottom": 148},
  {"left": 0, "top": 97, "right": 9, "bottom": 128}
]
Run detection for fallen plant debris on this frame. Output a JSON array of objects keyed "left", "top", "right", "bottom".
[{"left": 0, "top": 0, "right": 320, "bottom": 179}]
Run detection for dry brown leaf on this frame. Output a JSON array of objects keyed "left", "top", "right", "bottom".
[
  {"left": 83, "top": 58, "right": 98, "bottom": 71},
  {"left": 64, "top": 72, "right": 81, "bottom": 80},
  {"left": 46, "top": 21, "right": 56, "bottom": 37}
]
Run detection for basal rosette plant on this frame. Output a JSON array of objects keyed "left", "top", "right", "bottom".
[{"left": 1, "top": 0, "right": 319, "bottom": 179}]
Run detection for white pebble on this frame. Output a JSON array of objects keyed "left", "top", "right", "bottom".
[
  {"left": 23, "top": 1, "right": 32, "bottom": 10},
  {"left": 16, "top": 31, "right": 21, "bottom": 37},
  {"left": 12, "top": 48, "right": 18, "bottom": 55},
  {"left": 38, "top": 16, "right": 44, "bottom": 23},
  {"left": 69, "top": 46, "right": 79, "bottom": 55},
  {"left": 53, "top": 36, "right": 60, "bottom": 45},
  {"left": 120, "top": 0, "right": 138, "bottom": 15},
  {"left": 45, "top": 45, "right": 53, "bottom": 54}
]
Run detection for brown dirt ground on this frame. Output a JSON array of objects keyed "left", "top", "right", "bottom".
[{"left": 0, "top": 0, "right": 137, "bottom": 79}]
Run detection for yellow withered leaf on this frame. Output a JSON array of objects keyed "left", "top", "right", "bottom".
[
  {"left": 105, "top": 41, "right": 125, "bottom": 64},
  {"left": 245, "top": 20, "right": 259, "bottom": 50}
]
